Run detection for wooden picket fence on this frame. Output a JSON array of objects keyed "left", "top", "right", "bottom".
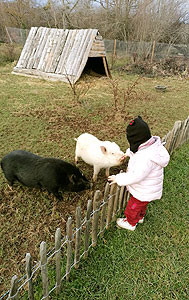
[
  {"left": 1, "top": 116, "right": 189, "bottom": 300},
  {"left": 162, "top": 116, "right": 189, "bottom": 154},
  {"left": 6, "top": 183, "right": 129, "bottom": 300}
]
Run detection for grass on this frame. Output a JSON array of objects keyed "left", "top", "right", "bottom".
[
  {"left": 0, "top": 60, "right": 189, "bottom": 297},
  {"left": 22, "top": 142, "right": 189, "bottom": 300}
]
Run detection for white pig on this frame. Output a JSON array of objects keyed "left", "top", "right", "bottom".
[{"left": 74, "top": 133, "right": 126, "bottom": 181}]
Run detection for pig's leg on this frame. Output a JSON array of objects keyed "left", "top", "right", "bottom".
[
  {"left": 46, "top": 185, "right": 63, "bottom": 200},
  {"left": 75, "top": 155, "right": 78, "bottom": 164},
  {"left": 93, "top": 166, "right": 101, "bottom": 182},
  {"left": 52, "top": 189, "right": 63, "bottom": 201},
  {"left": 75, "top": 149, "right": 79, "bottom": 164},
  {"left": 105, "top": 167, "right": 110, "bottom": 177},
  {"left": 4, "top": 173, "right": 15, "bottom": 186}
]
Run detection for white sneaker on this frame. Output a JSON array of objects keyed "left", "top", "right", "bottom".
[
  {"left": 116, "top": 218, "right": 136, "bottom": 231},
  {"left": 138, "top": 218, "right": 144, "bottom": 224}
]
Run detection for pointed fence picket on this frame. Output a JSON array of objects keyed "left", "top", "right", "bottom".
[
  {"left": 26, "top": 253, "right": 34, "bottom": 300},
  {"left": 74, "top": 207, "right": 82, "bottom": 269},
  {"left": 55, "top": 228, "right": 61, "bottom": 294},
  {"left": 2, "top": 116, "right": 189, "bottom": 300},
  {"left": 5, "top": 183, "right": 127, "bottom": 300},
  {"left": 92, "top": 190, "right": 101, "bottom": 246},
  {"left": 40, "top": 242, "right": 49, "bottom": 300},
  {"left": 66, "top": 217, "right": 72, "bottom": 281},
  {"left": 8, "top": 276, "right": 18, "bottom": 300},
  {"left": 84, "top": 199, "right": 93, "bottom": 259},
  {"left": 162, "top": 116, "right": 189, "bottom": 154}
]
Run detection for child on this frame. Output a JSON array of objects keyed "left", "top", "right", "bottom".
[{"left": 108, "top": 116, "right": 170, "bottom": 231}]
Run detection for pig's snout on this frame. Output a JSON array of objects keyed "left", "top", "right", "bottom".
[{"left": 120, "top": 154, "right": 126, "bottom": 162}]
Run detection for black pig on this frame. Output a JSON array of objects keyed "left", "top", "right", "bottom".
[{"left": 1, "top": 150, "right": 90, "bottom": 200}]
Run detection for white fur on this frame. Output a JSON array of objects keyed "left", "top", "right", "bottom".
[{"left": 75, "top": 133, "right": 126, "bottom": 181}]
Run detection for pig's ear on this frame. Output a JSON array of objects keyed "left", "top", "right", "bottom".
[
  {"left": 69, "top": 174, "right": 77, "bottom": 184},
  {"left": 100, "top": 146, "right": 107, "bottom": 154}
]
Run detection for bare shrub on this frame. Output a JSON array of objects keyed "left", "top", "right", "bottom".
[
  {"left": 107, "top": 76, "right": 142, "bottom": 115},
  {"left": 120, "top": 57, "right": 189, "bottom": 77},
  {"left": 0, "top": 43, "right": 21, "bottom": 65},
  {"left": 65, "top": 72, "right": 94, "bottom": 104}
]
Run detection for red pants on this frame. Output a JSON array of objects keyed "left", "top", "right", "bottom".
[{"left": 124, "top": 195, "right": 149, "bottom": 226}]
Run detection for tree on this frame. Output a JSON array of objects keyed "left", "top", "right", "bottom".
[{"left": 0, "top": 0, "right": 188, "bottom": 43}]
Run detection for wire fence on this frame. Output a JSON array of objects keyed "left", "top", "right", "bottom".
[
  {"left": 2, "top": 27, "right": 189, "bottom": 61},
  {"left": 2, "top": 183, "right": 129, "bottom": 300},
  {"left": 104, "top": 39, "right": 189, "bottom": 59},
  {"left": 0, "top": 116, "right": 189, "bottom": 300},
  {"left": 4, "top": 27, "right": 29, "bottom": 45}
]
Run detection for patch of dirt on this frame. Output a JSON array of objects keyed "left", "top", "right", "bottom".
[
  {"left": 0, "top": 83, "right": 149, "bottom": 295},
  {"left": 0, "top": 157, "right": 127, "bottom": 296}
]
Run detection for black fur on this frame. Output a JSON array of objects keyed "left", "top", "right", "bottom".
[{"left": 1, "top": 150, "right": 90, "bottom": 200}]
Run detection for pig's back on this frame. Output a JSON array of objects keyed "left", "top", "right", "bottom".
[
  {"left": 76, "top": 134, "right": 106, "bottom": 166},
  {"left": 1, "top": 150, "right": 42, "bottom": 187},
  {"left": 1, "top": 150, "right": 40, "bottom": 167},
  {"left": 77, "top": 133, "right": 100, "bottom": 146}
]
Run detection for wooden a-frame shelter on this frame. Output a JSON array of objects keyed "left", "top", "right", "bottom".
[{"left": 12, "top": 27, "right": 111, "bottom": 83}]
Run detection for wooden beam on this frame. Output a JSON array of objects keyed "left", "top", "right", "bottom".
[{"left": 102, "top": 56, "right": 112, "bottom": 78}]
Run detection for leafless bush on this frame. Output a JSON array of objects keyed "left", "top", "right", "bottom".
[
  {"left": 107, "top": 76, "right": 141, "bottom": 114},
  {"left": 0, "top": 43, "right": 21, "bottom": 65},
  {"left": 65, "top": 72, "right": 94, "bottom": 104},
  {"left": 120, "top": 56, "right": 189, "bottom": 77}
]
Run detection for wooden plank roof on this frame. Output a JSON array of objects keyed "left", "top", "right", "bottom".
[{"left": 12, "top": 27, "right": 108, "bottom": 83}]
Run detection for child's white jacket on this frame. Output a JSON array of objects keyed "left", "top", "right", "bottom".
[{"left": 115, "top": 136, "right": 170, "bottom": 202}]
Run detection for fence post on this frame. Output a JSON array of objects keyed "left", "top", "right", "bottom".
[
  {"left": 183, "top": 116, "right": 189, "bottom": 143},
  {"left": 162, "top": 116, "right": 189, "bottom": 153},
  {"left": 118, "top": 185, "right": 125, "bottom": 214},
  {"left": 123, "top": 189, "right": 130, "bottom": 211},
  {"left": 169, "top": 121, "right": 183, "bottom": 154},
  {"left": 40, "top": 241, "right": 49, "bottom": 300},
  {"left": 151, "top": 40, "right": 156, "bottom": 63},
  {"left": 66, "top": 217, "right": 72, "bottom": 281},
  {"left": 26, "top": 253, "right": 34, "bottom": 300},
  {"left": 111, "top": 39, "right": 117, "bottom": 67},
  {"left": 106, "top": 183, "right": 117, "bottom": 229},
  {"left": 5, "top": 26, "right": 13, "bottom": 43},
  {"left": 100, "top": 182, "right": 110, "bottom": 236},
  {"left": 92, "top": 190, "right": 101, "bottom": 247},
  {"left": 74, "top": 206, "right": 81, "bottom": 269},
  {"left": 84, "top": 199, "right": 93, "bottom": 258},
  {"left": 112, "top": 185, "right": 121, "bottom": 221},
  {"left": 175, "top": 116, "right": 189, "bottom": 148},
  {"left": 164, "top": 121, "right": 181, "bottom": 154},
  {"left": 55, "top": 228, "right": 61, "bottom": 295},
  {"left": 8, "top": 275, "right": 18, "bottom": 300}
]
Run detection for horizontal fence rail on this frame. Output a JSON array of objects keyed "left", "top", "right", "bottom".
[{"left": 1, "top": 116, "right": 189, "bottom": 300}]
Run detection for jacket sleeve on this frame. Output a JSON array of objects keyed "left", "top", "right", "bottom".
[{"left": 115, "top": 158, "right": 153, "bottom": 186}]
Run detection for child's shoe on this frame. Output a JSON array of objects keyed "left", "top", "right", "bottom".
[
  {"left": 116, "top": 218, "right": 136, "bottom": 231},
  {"left": 138, "top": 217, "right": 144, "bottom": 224}
]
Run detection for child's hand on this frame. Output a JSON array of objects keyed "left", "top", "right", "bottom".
[{"left": 108, "top": 175, "right": 117, "bottom": 185}]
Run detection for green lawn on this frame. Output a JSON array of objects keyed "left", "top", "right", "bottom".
[
  {"left": 23, "top": 142, "right": 189, "bottom": 300},
  {"left": 0, "top": 61, "right": 188, "bottom": 298}
]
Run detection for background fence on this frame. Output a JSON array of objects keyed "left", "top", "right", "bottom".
[
  {"left": 104, "top": 39, "right": 189, "bottom": 60},
  {"left": 1, "top": 116, "right": 189, "bottom": 300},
  {"left": 1, "top": 27, "right": 189, "bottom": 62},
  {"left": 4, "top": 27, "right": 29, "bottom": 45}
]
